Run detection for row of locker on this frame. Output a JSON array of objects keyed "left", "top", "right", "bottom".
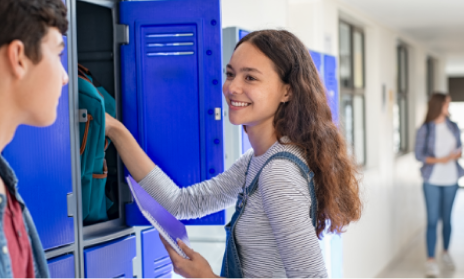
[
  {"left": 3, "top": 0, "right": 224, "bottom": 277},
  {"left": 47, "top": 228, "right": 171, "bottom": 278},
  {"left": 2, "top": 0, "right": 226, "bottom": 252}
]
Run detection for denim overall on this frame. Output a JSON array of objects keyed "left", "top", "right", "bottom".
[{"left": 220, "top": 152, "right": 317, "bottom": 278}]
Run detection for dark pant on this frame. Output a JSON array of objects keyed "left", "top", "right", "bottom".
[{"left": 423, "top": 182, "right": 458, "bottom": 258}]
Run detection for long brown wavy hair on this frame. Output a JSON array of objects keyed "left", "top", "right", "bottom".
[
  {"left": 237, "top": 30, "right": 362, "bottom": 238},
  {"left": 424, "top": 92, "right": 449, "bottom": 124}
]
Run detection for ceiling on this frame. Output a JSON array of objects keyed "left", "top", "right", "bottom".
[{"left": 339, "top": 0, "right": 464, "bottom": 55}]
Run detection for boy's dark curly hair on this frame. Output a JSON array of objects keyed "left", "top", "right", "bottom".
[{"left": 0, "top": 0, "right": 68, "bottom": 63}]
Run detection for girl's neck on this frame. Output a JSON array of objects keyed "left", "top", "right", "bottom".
[
  {"left": 246, "top": 118, "right": 277, "bottom": 157},
  {"left": 435, "top": 114, "right": 446, "bottom": 124}
]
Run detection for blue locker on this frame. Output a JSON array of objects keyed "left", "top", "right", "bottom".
[
  {"left": 84, "top": 235, "right": 136, "bottom": 278},
  {"left": 323, "top": 54, "right": 339, "bottom": 123},
  {"left": 2, "top": 36, "right": 74, "bottom": 250},
  {"left": 141, "top": 228, "right": 173, "bottom": 278},
  {"left": 120, "top": 0, "right": 224, "bottom": 225},
  {"left": 309, "top": 50, "right": 322, "bottom": 75},
  {"left": 48, "top": 254, "right": 75, "bottom": 278}
]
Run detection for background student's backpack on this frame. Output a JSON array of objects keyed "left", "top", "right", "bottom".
[{"left": 78, "top": 64, "right": 116, "bottom": 225}]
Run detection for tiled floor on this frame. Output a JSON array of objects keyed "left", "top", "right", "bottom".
[{"left": 379, "top": 189, "right": 464, "bottom": 278}]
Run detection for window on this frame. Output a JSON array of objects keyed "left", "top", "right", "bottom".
[
  {"left": 426, "top": 57, "right": 435, "bottom": 98},
  {"left": 339, "top": 21, "right": 366, "bottom": 165},
  {"left": 394, "top": 44, "right": 408, "bottom": 153}
]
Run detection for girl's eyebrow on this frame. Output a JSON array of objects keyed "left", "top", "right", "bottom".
[
  {"left": 240, "top": 67, "right": 262, "bottom": 74},
  {"left": 226, "top": 64, "right": 262, "bottom": 74}
]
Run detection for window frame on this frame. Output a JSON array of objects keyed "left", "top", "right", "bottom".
[
  {"left": 339, "top": 20, "right": 367, "bottom": 165},
  {"left": 395, "top": 44, "right": 409, "bottom": 154}
]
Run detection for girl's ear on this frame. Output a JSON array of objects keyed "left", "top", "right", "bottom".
[{"left": 281, "top": 84, "right": 292, "bottom": 103}]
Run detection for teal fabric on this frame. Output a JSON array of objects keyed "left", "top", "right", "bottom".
[{"left": 78, "top": 74, "right": 116, "bottom": 225}]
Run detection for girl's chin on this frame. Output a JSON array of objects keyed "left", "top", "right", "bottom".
[{"left": 228, "top": 117, "right": 244, "bottom": 126}]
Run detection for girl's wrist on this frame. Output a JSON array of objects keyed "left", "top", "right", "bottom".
[{"left": 108, "top": 120, "right": 125, "bottom": 139}]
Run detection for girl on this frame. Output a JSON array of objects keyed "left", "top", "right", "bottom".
[
  {"left": 106, "top": 30, "right": 362, "bottom": 278},
  {"left": 415, "top": 93, "right": 463, "bottom": 277}
]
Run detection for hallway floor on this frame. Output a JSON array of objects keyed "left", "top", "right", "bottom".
[{"left": 379, "top": 189, "right": 464, "bottom": 278}]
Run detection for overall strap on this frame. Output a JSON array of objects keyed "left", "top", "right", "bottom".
[{"left": 244, "top": 151, "right": 317, "bottom": 227}]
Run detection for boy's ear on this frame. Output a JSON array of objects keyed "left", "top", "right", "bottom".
[{"left": 7, "top": 40, "right": 29, "bottom": 79}]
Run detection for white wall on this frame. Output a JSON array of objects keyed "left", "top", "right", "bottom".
[
  {"left": 446, "top": 53, "right": 464, "bottom": 77},
  {"left": 221, "top": 0, "right": 288, "bottom": 31}
]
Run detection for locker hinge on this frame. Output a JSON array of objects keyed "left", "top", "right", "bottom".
[
  {"left": 67, "top": 193, "right": 76, "bottom": 217},
  {"left": 116, "top": 24, "right": 129, "bottom": 45}
]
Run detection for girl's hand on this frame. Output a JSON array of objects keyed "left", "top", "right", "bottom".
[{"left": 159, "top": 236, "right": 219, "bottom": 278}]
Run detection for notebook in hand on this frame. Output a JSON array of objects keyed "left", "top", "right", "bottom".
[{"left": 126, "top": 175, "right": 190, "bottom": 259}]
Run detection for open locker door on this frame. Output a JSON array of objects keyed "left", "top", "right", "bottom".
[
  {"left": 2, "top": 36, "right": 74, "bottom": 250},
  {"left": 120, "top": 0, "right": 225, "bottom": 225}
]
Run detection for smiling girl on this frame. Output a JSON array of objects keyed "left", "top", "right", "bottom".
[{"left": 105, "top": 30, "right": 362, "bottom": 278}]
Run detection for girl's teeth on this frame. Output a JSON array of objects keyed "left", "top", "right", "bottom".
[{"left": 232, "top": 101, "right": 249, "bottom": 107}]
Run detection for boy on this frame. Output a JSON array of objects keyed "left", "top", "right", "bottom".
[{"left": 0, "top": 0, "right": 69, "bottom": 277}]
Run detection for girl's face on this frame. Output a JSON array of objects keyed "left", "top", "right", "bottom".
[
  {"left": 223, "top": 42, "right": 290, "bottom": 127},
  {"left": 442, "top": 96, "right": 451, "bottom": 117}
]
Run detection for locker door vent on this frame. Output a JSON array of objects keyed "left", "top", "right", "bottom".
[
  {"left": 153, "top": 256, "right": 173, "bottom": 278},
  {"left": 145, "top": 32, "right": 195, "bottom": 57}
]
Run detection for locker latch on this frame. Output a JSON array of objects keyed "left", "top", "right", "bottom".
[
  {"left": 215, "top": 108, "right": 221, "bottom": 120},
  {"left": 67, "top": 193, "right": 75, "bottom": 217}
]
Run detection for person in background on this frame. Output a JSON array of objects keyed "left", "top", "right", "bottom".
[
  {"left": 415, "top": 93, "right": 463, "bottom": 277},
  {"left": 106, "top": 29, "right": 362, "bottom": 278},
  {"left": 0, "top": 0, "right": 69, "bottom": 277}
]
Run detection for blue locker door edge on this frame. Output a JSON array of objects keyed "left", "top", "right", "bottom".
[
  {"left": 323, "top": 54, "right": 339, "bottom": 124},
  {"left": 120, "top": 0, "right": 225, "bottom": 226},
  {"left": 309, "top": 50, "right": 322, "bottom": 75},
  {"left": 2, "top": 35, "right": 74, "bottom": 250}
]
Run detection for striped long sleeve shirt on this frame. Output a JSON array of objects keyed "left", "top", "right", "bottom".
[{"left": 139, "top": 140, "right": 328, "bottom": 278}]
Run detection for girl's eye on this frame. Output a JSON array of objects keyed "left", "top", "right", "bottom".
[
  {"left": 226, "top": 72, "right": 234, "bottom": 78},
  {"left": 245, "top": 75, "right": 256, "bottom": 81}
]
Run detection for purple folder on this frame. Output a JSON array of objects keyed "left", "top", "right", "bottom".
[{"left": 126, "top": 176, "right": 190, "bottom": 259}]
